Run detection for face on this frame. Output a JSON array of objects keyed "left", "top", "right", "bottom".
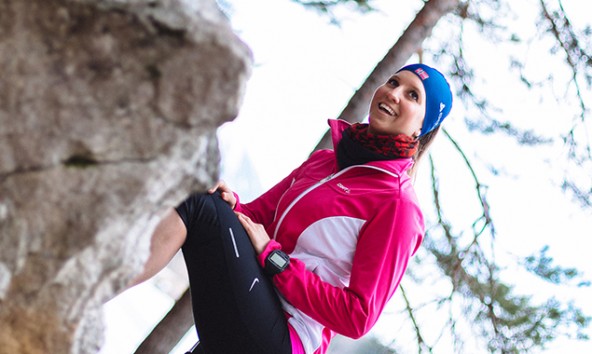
[{"left": 368, "top": 70, "right": 426, "bottom": 137}]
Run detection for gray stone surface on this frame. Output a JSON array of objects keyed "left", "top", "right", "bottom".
[{"left": 0, "top": 0, "right": 252, "bottom": 352}]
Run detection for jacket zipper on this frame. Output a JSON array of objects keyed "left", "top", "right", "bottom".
[{"left": 272, "top": 165, "right": 399, "bottom": 239}]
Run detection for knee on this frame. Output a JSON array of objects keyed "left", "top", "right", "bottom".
[{"left": 180, "top": 192, "right": 220, "bottom": 228}]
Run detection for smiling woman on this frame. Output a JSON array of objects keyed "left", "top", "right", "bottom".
[
  {"left": 369, "top": 64, "right": 452, "bottom": 138},
  {"left": 125, "top": 63, "right": 453, "bottom": 354},
  {"left": 369, "top": 71, "right": 427, "bottom": 137}
]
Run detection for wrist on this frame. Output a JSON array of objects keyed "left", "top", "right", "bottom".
[
  {"left": 255, "top": 240, "right": 270, "bottom": 255},
  {"left": 264, "top": 249, "right": 290, "bottom": 276}
]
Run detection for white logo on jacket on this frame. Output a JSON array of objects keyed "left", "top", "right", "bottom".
[{"left": 337, "top": 183, "right": 350, "bottom": 194}]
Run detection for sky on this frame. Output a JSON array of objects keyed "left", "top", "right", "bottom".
[{"left": 101, "top": 0, "right": 592, "bottom": 353}]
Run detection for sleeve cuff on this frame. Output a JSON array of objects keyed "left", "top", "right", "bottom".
[
  {"left": 257, "top": 239, "right": 283, "bottom": 267},
  {"left": 232, "top": 192, "right": 241, "bottom": 211}
]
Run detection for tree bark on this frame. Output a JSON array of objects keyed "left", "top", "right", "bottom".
[
  {"left": 313, "top": 0, "right": 459, "bottom": 151},
  {"left": 134, "top": 289, "right": 194, "bottom": 354}
]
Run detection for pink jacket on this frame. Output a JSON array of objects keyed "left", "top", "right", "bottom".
[{"left": 235, "top": 119, "right": 425, "bottom": 354}]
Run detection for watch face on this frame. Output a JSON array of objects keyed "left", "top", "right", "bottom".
[{"left": 270, "top": 252, "right": 288, "bottom": 267}]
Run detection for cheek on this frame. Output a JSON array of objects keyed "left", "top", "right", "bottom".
[
  {"left": 370, "top": 88, "right": 384, "bottom": 104},
  {"left": 406, "top": 107, "right": 424, "bottom": 130},
  {"left": 413, "top": 104, "right": 426, "bottom": 123},
  {"left": 403, "top": 103, "right": 421, "bottom": 118}
]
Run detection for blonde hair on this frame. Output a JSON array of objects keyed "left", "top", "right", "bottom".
[{"left": 408, "top": 126, "right": 441, "bottom": 178}]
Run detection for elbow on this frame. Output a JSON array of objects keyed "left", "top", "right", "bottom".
[
  {"left": 339, "top": 311, "right": 374, "bottom": 339},
  {"left": 342, "top": 324, "right": 370, "bottom": 340},
  {"left": 328, "top": 292, "right": 381, "bottom": 339},
  {"left": 348, "top": 330, "right": 367, "bottom": 340}
]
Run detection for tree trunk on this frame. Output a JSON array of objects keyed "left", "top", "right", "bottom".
[
  {"left": 134, "top": 289, "right": 194, "bottom": 354},
  {"left": 313, "top": 0, "right": 459, "bottom": 151}
]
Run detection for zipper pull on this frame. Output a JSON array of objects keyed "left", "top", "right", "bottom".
[{"left": 321, "top": 173, "right": 334, "bottom": 182}]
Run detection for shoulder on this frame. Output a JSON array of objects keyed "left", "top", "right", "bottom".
[
  {"left": 308, "top": 149, "right": 334, "bottom": 160},
  {"left": 300, "top": 149, "right": 336, "bottom": 169}
]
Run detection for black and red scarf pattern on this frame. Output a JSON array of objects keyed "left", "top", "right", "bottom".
[{"left": 336, "top": 123, "right": 418, "bottom": 170}]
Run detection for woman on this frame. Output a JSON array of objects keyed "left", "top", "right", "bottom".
[{"left": 131, "top": 63, "right": 453, "bottom": 354}]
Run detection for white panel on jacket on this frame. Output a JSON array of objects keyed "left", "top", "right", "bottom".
[{"left": 291, "top": 216, "right": 366, "bottom": 288}]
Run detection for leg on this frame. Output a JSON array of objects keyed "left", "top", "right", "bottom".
[
  {"left": 129, "top": 208, "right": 187, "bottom": 287},
  {"left": 177, "top": 192, "right": 292, "bottom": 354}
]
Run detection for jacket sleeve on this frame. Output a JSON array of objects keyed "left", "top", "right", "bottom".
[{"left": 259, "top": 197, "right": 424, "bottom": 339}]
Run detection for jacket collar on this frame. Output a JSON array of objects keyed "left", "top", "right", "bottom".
[{"left": 327, "top": 119, "right": 415, "bottom": 175}]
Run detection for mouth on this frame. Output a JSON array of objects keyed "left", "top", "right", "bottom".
[{"left": 378, "top": 103, "right": 396, "bottom": 116}]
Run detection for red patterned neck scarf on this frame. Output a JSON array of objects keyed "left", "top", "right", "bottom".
[
  {"left": 336, "top": 123, "right": 418, "bottom": 170},
  {"left": 348, "top": 123, "right": 418, "bottom": 157}
]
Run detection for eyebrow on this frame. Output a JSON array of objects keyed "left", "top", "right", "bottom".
[
  {"left": 393, "top": 74, "right": 423, "bottom": 99},
  {"left": 389, "top": 73, "right": 425, "bottom": 101}
]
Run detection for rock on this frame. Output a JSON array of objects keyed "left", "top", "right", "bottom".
[{"left": 0, "top": 0, "right": 252, "bottom": 352}]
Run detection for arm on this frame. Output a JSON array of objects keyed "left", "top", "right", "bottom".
[{"left": 263, "top": 198, "right": 424, "bottom": 338}]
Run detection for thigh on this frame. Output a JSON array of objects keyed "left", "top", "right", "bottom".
[{"left": 177, "top": 192, "right": 292, "bottom": 354}]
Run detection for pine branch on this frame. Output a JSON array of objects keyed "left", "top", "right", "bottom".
[
  {"left": 538, "top": 0, "right": 591, "bottom": 154},
  {"left": 523, "top": 246, "right": 591, "bottom": 287},
  {"left": 445, "top": 16, "right": 553, "bottom": 146},
  {"left": 424, "top": 139, "right": 590, "bottom": 352},
  {"left": 441, "top": 128, "right": 494, "bottom": 238},
  {"left": 313, "top": 0, "right": 460, "bottom": 151},
  {"left": 400, "top": 285, "right": 434, "bottom": 354}
]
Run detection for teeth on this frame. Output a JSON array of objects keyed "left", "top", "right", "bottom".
[{"left": 379, "top": 103, "right": 395, "bottom": 116}]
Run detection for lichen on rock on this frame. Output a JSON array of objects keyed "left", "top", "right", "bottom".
[{"left": 0, "top": 0, "right": 252, "bottom": 352}]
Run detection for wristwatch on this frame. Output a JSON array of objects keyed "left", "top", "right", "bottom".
[{"left": 264, "top": 249, "right": 290, "bottom": 276}]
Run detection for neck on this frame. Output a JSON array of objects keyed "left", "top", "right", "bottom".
[{"left": 336, "top": 123, "right": 418, "bottom": 170}]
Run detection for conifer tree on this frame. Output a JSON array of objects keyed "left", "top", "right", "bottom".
[{"left": 138, "top": 1, "right": 591, "bottom": 352}]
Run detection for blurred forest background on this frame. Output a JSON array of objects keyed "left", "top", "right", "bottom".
[{"left": 103, "top": 0, "right": 592, "bottom": 353}]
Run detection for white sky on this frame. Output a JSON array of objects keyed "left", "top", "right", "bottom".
[{"left": 102, "top": 0, "right": 592, "bottom": 353}]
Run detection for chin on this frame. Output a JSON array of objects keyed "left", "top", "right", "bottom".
[{"left": 369, "top": 124, "right": 399, "bottom": 136}]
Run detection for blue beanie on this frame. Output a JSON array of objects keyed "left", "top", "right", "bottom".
[{"left": 397, "top": 63, "right": 453, "bottom": 136}]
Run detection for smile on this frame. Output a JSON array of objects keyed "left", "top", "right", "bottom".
[{"left": 378, "top": 103, "right": 396, "bottom": 116}]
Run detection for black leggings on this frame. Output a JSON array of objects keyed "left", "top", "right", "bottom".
[{"left": 175, "top": 192, "right": 292, "bottom": 354}]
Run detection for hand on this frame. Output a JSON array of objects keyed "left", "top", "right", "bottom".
[
  {"left": 235, "top": 212, "right": 270, "bottom": 255},
  {"left": 208, "top": 180, "right": 237, "bottom": 209}
]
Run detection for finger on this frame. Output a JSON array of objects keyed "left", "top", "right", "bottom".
[
  {"left": 208, "top": 180, "right": 226, "bottom": 194},
  {"left": 236, "top": 212, "right": 248, "bottom": 223},
  {"left": 235, "top": 211, "right": 246, "bottom": 222},
  {"left": 237, "top": 216, "right": 246, "bottom": 229},
  {"left": 236, "top": 215, "right": 253, "bottom": 233},
  {"left": 207, "top": 183, "right": 219, "bottom": 194},
  {"left": 238, "top": 212, "right": 255, "bottom": 226},
  {"left": 221, "top": 191, "right": 233, "bottom": 203}
]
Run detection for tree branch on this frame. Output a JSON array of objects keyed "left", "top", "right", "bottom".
[
  {"left": 400, "top": 285, "right": 434, "bottom": 354},
  {"left": 134, "top": 289, "right": 194, "bottom": 354},
  {"left": 313, "top": 0, "right": 460, "bottom": 151}
]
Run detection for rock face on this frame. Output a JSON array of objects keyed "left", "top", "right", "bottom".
[{"left": 0, "top": 0, "right": 252, "bottom": 353}]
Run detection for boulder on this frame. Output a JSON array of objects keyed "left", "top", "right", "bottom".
[{"left": 0, "top": 0, "right": 252, "bottom": 352}]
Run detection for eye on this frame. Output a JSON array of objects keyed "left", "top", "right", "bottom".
[
  {"left": 387, "top": 78, "right": 399, "bottom": 87},
  {"left": 409, "top": 91, "right": 419, "bottom": 101}
]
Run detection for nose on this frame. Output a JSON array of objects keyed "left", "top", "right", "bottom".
[{"left": 386, "top": 86, "right": 402, "bottom": 103}]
